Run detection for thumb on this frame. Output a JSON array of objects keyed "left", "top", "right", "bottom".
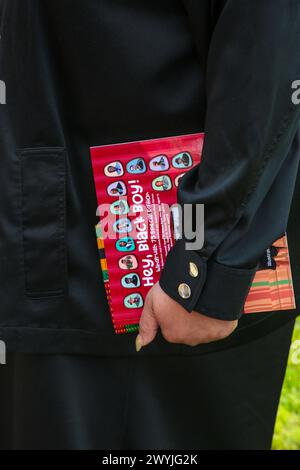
[{"left": 136, "top": 293, "right": 159, "bottom": 351}]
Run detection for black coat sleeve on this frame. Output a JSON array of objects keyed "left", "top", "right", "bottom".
[{"left": 159, "top": 0, "right": 300, "bottom": 320}]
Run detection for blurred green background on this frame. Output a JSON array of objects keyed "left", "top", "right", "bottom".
[{"left": 272, "top": 318, "right": 300, "bottom": 450}]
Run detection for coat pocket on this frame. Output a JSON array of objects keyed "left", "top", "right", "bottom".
[{"left": 19, "top": 147, "right": 67, "bottom": 298}]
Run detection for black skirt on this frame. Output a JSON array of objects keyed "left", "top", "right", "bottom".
[{"left": 0, "top": 319, "right": 295, "bottom": 450}]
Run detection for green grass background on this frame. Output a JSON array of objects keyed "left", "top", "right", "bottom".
[{"left": 272, "top": 318, "right": 300, "bottom": 450}]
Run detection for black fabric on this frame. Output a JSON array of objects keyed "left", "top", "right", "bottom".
[
  {"left": 0, "top": 0, "right": 299, "bottom": 354},
  {"left": 160, "top": 238, "right": 257, "bottom": 320},
  {"left": 0, "top": 319, "right": 295, "bottom": 450},
  {"left": 20, "top": 147, "right": 67, "bottom": 297},
  {"left": 160, "top": 1, "right": 300, "bottom": 318}
]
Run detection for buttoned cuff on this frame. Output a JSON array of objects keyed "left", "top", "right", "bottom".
[{"left": 159, "top": 238, "right": 258, "bottom": 321}]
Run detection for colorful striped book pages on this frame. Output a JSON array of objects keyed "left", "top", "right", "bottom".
[
  {"left": 244, "top": 234, "right": 295, "bottom": 314},
  {"left": 90, "top": 133, "right": 296, "bottom": 334}
]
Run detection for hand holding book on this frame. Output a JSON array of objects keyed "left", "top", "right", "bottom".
[
  {"left": 91, "top": 133, "right": 295, "bottom": 336},
  {"left": 136, "top": 282, "right": 237, "bottom": 351}
]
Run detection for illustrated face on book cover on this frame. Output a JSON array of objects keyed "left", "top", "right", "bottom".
[
  {"left": 119, "top": 255, "right": 138, "bottom": 270},
  {"left": 110, "top": 200, "right": 129, "bottom": 215},
  {"left": 149, "top": 155, "right": 169, "bottom": 171},
  {"left": 126, "top": 158, "right": 146, "bottom": 174},
  {"left": 116, "top": 237, "right": 135, "bottom": 252},
  {"left": 91, "top": 133, "right": 295, "bottom": 334},
  {"left": 152, "top": 175, "right": 172, "bottom": 191},
  {"left": 121, "top": 273, "right": 141, "bottom": 288},
  {"left": 104, "top": 161, "right": 124, "bottom": 177},
  {"left": 107, "top": 181, "right": 127, "bottom": 196},
  {"left": 172, "top": 152, "right": 193, "bottom": 168}
]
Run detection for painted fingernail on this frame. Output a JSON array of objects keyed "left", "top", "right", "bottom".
[{"left": 135, "top": 335, "right": 143, "bottom": 352}]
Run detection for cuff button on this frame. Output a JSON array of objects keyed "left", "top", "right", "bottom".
[
  {"left": 178, "top": 283, "right": 191, "bottom": 299},
  {"left": 189, "top": 262, "right": 199, "bottom": 278}
]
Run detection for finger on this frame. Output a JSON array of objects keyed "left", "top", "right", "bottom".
[{"left": 137, "top": 294, "right": 159, "bottom": 350}]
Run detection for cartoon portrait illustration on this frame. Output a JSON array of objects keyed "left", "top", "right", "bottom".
[
  {"left": 126, "top": 157, "right": 146, "bottom": 174},
  {"left": 124, "top": 293, "right": 143, "bottom": 309},
  {"left": 174, "top": 173, "right": 184, "bottom": 187},
  {"left": 172, "top": 152, "right": 192, "bottom": 169},
  {"left": 152, "top": 175, "right": 172, "bottom": 191},
  {"left": 118, "top": 254, "right": 138, "bottom": 270},
  {"left": 107, "top": 181, "right": 127, "bottom": 196},
  {"left": 110, "top": 199, "right": 129, "bottom": 215},
  {"left": 113, "top": 218, "right": 132, "bottom": 233},
  {"left": 149, "top": 155, "right": 169, "bottom": 171},
  {"left": 104, "top": 161, "right": 124, "bottom": 177},
  {"left": 121, "top": 273, "right": 141, "bottom": 288},
  {"left": 116, "top": 237, "right": 136, "bottom": 252}
]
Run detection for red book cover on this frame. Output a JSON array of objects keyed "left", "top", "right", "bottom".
[{"left": 90, "top": 133, "right": 295, "bottom": 334}]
